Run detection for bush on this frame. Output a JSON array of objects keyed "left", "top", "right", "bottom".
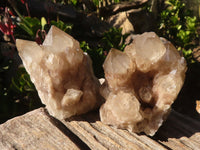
[{"left": 157, "top": 0, "right": 198, "bottom": 63}]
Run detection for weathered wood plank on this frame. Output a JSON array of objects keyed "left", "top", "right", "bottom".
[
  {"left": 63, "top": 110, "right": 167, "bottom": 149},
  {"left": 161, "top": 138, "right": 192, "bottom": 150},
  {"left": 0, "top": 108, "right": 81, "bottom": 150},
  {"left": 110, "top": 128, "right": 152, "bottom": 150},
  {"left": 63, "top": 121, "right": 107, "bottom": 150},
  {"left": 0, "top": 107, "right": 200, "bottom": 150},
  {"left": 154, "top": 110, "right": 200, "bottom": 150}
]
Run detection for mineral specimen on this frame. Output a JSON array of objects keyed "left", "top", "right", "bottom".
[
  {"left": 16, "top": 26, "right": 103, "bottom": 119},
  {"left": 100, "top": 32, "right": 187, "bottom": 136}
]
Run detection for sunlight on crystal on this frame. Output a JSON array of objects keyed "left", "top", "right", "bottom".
[
  {"left": 100, "top": 32, "right": 187, "bottom": 136},
  {"left": 16, "top": 26, "right": 103, "bottom": 120}
]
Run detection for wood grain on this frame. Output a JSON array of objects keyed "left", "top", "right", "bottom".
[{"left": 0, "top": 107, "right": 200, "bottom": 150}]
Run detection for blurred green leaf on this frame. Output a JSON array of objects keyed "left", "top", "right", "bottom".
[
  {"left": 71, "top": 0, "right": 78, "bottom": 6},
  {"left": 41, "top": 17, "right": 47, "bottom": 30},
  {"left": 19, "top": 22, "right": 34, "bottom": 36},
  {"left": 11, "top": 67, "right": 35, "bottom": 93},
  {"left": 18, "top": 17, "right": 41, "bottom": 38}
]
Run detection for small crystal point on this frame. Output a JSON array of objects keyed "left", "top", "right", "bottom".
[
  {"left": 103, "top": 48, "right": 135, "bottom": 91},
  {"left": 43, "top": 25, "right": 75, "bottom": 51}
]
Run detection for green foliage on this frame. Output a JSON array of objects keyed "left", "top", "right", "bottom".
[
  {"left": 16, "top": 16, "right": 73, "bottom": 40},
  {"left": 92, "top": 0, "right": 99, "bottom": 6},
  {"left": 0, "top": 48, "right": 42, "bottom": 123},
  {"left": 177, "top": 16, "right": 197, "bottom": 47},
  {"left": 181, "top": 48, "right": 194, "bottom": 64},
  {"left": 51, "top": 0, "right": 78, "bottom": 6},
  {"left": 50, "top": 20, "right": 73, "bottom": 34},
  {"left": 18, "top": 17, "right": 41, "bottom": 38},
  {"left": 101, "top": 27, "right": 128, "bottom": 52},
  {"left": 80, "top": 41, "right": 105, "bottom": 78},
  {"left": 10, "top": 67, "right": 41, "bottom": 118},
  {"left": 70, "top": 0, "right": 78, "bottom": 6},
  {"left": 11, "top": 67, "right": 35, "bottom": 93},
  {"left": 10, "top": 66, "right": 42, "bottom": 109},
  {"left": 81, "top": 27, "right": 128, "bottom": 78},
  {"left": 158, "top": 0, "right": 198, "bottom": 63}
]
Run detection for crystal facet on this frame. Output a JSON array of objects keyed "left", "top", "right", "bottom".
[
  {"left": 16, "top": 26, "right": 103, "bottom": 119},
  {"left": 100, "top": 32, "right": 187, "bottom": 136}
]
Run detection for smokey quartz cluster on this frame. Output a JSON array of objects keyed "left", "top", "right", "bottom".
[
  {"left": 100, "top": 32, "right": 187, "bottom": 136},
  {"left": 16, "top": 26, "right": 103, "bottom": 119}
]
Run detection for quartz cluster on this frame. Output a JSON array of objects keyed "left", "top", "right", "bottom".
[
  {"left": 16, "top": 26, "right": 103, "bottom": 119},
  {"left": 100, "top": 32, "right": 187, "bottom": 136}
]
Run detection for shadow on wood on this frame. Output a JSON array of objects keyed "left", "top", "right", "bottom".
[
  {"left": 46, "top": 110, "right": 90, "bottom": 150},
  {"left": 154, "top": 109, "right": 200, "bottom": 140}
]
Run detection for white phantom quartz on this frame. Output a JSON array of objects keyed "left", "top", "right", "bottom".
[
  {"left": 100, "top": 32, "right": 187, "bottom": 136},
  {"left": 16, "top": 26, "right": 103, "bottom": 119}
]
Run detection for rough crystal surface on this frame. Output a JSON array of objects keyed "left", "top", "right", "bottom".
[
  {"left": 16, "top": 26, "right": 103, "bottom": 120},
  {"left": 100, "top": 32, "right": 187, "bottom": 136}
]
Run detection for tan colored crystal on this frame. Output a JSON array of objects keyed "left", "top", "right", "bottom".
[
  {"left": 100, "top": 32, "right": 187, "bottom": 136},
  {"left": 16, "top": 26, "right": 103, "bottom": 119}
]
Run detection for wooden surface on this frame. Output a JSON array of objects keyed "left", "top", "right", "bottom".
[{"left": 0, "top": 107, "right": 200, "bottom": 150}]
